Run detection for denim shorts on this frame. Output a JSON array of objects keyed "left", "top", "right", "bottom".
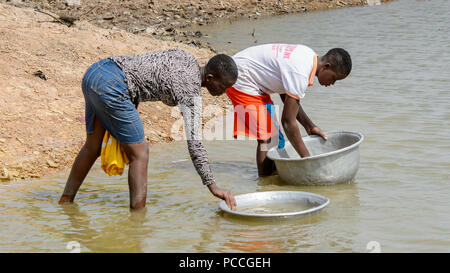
[{"left": 81, "top": 58, "right": 145, "bottom": 144}]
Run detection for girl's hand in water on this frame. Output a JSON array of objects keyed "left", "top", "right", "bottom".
[
  {"left": 208, "top": 183, "right": 237, "bottom": 211},
  {"left": 307, "top": 126, "right": 328, "bottom": 141}
]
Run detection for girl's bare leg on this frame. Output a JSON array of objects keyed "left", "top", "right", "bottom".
[
  {"left": 59, "top": 117, "right": 105, "bottom": 204},
  {"left": 121, "top": 142, "right": 149, "bottom": 210}
]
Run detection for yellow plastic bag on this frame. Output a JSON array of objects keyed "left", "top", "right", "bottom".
[{"left": 101, "top": 131, "right": 129, "bottom": 176}]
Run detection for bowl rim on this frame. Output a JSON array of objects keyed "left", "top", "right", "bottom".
[
  {"left": 219, "top": 190, "right": 330, "bottom": 218},
  {"left": 267, "top": 131, "right": 364, "bottom": 162}
]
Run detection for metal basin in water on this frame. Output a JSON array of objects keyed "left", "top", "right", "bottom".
[
  {"left": 219, "top": 191, "right": 329, "bottom": 220},
  {"left": 267, "top": 131, "right": 364, "bottom": 185}
]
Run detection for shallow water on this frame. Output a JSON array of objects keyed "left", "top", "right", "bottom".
[
  {"left": 236, "top": 202, "right": 315, "bottom": 215},
  {"left": 1, "top": 0, "right": 449, "bottom": 252}
]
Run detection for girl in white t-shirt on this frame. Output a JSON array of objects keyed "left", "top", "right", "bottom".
[{"left": 226, "top": 44, "right": 352, "bottom": 176}]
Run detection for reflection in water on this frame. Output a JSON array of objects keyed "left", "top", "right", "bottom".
[
  {"left": 224, "top": 230, "right": 286, "bottom": 253},
  {"left": 195, "top": 181, "right": 361, "bottom": 252},
  {"left": 59, "top": 204, "right": 147, "bottom": 253}
]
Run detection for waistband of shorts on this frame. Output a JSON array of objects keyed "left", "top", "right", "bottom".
[{"left": 226, "top": 86, "right": 273, "bottom": 106}]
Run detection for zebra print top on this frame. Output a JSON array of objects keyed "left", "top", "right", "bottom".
[{"left": 109, "top": 49, "right": 215, "bottom": 186}]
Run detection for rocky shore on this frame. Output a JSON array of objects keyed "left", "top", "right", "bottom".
[
  {"left": 0, "top": 0, "right": 393, "bottom": 181},
  {"left": 5, "top": 0, "right": 393, "bottom": 50}
]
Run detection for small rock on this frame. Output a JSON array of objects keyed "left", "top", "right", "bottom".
[
  {"left": 103, "top": 14, "right": 115, "bottom": 20},
  {"left": 8, "top": 170, "right": 19, "bottom": 178},
  {"left": 149, "top": 134, "right": 159, "bottom": 142},
  {"left": 76, "top": 116, "right": 85, "bottom": 123},
  {"left": 11, "top": 164, "right": 23, "bottom": 170},
  {"left": 46, "top": 160, "right": 59, "bottom": 168},
  {"left": 336, "top": 0, "right": 347, "bottom": 7},
  {"left": 194, "top": 30, "right": 203, "bottom": 38},
  {"left": 145, "top": 26, "right": 156, "bottom": 34},
  {"left": 33, "top": 70, "right": 48, "bottom": 81},
  {"left": 188, "top": 39, "right": 203, "bottom": 47},
  {"left": 165, "top": 27, "right": 176, "bottom": 33},
  {"left": 1, "top": 168, "right": 8, "bottom": 178}
]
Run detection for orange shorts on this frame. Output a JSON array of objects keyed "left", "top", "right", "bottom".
[{"left": 226, "top": 86, "right": 283, "bottom": 141}]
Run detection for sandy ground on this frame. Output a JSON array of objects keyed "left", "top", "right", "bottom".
[
  {"left": 0, "top": 3, "right": 228, "bottom": 181},
  {"left": 5, "top": 0, "right": 393, "bottom": 49},
  {"left": 0, "top": 0, "right": 393, "bottom": 181}
]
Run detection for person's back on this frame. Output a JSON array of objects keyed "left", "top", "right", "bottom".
[
  {"left": 233, "top": 44, "right": 317, "bottom": 100},
  {"left": 110, "top": 49, "right": 201, "bottom": 107}
]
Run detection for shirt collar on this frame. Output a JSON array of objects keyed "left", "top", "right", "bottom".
[{"left": 308, "top": 54, "right": 319, "bottom": 87}]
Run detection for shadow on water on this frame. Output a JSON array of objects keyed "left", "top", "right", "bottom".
[{"left": 59, "top": 204, "right": 148, "bottom": 253}]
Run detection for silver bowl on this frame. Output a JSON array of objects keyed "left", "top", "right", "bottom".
[
  {"left": 219, "top": 191, "right": 330, "bottom": 220},
  {"left": 267, "top": 131, "right": 364, "bottom": 185}
]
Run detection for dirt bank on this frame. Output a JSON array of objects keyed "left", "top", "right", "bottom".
[
  {"left": 0, "top": 3, "right": 229, "bottom": 181},
  {"left": 0, "top": 0, "right": 393, "bottom": 181},
  {"left": 5, "top": 0, "right": 393, "bottom": 49}
]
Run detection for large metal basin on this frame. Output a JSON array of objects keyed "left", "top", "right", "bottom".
[
  {"left": 267, "top": 131, "right": 364, "bottom": 185},
  {"left": 219, "top": 191, "right": 329, "bottom": 220}
]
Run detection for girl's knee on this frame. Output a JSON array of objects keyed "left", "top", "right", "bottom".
[
  {"left": 139, "top": 146, "right": 149, "bottom": 163},
  {"left": 123, "top": 142, "right": 149, "bottom": 162},
  {"left": 136, "top": 144, "right": 149, "bottom": 160}
]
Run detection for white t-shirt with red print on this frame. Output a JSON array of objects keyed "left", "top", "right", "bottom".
[{"left": 232, "top": 44, "right": 318, "bottom": 100}]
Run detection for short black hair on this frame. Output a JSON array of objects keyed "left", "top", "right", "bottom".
[
  {"left": 323, "top": 48, "right": 352, "bottom": 76},
  {"left": 205, "top": 54, "right": 238, "bottom": 83}
]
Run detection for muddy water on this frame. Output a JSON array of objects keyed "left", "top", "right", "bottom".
[
  {"left": 236, "top": 202, "right": 316, "bottom": 215},
  {"left": 1, "top": 0, "right": 449, "bottom": 252}
]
